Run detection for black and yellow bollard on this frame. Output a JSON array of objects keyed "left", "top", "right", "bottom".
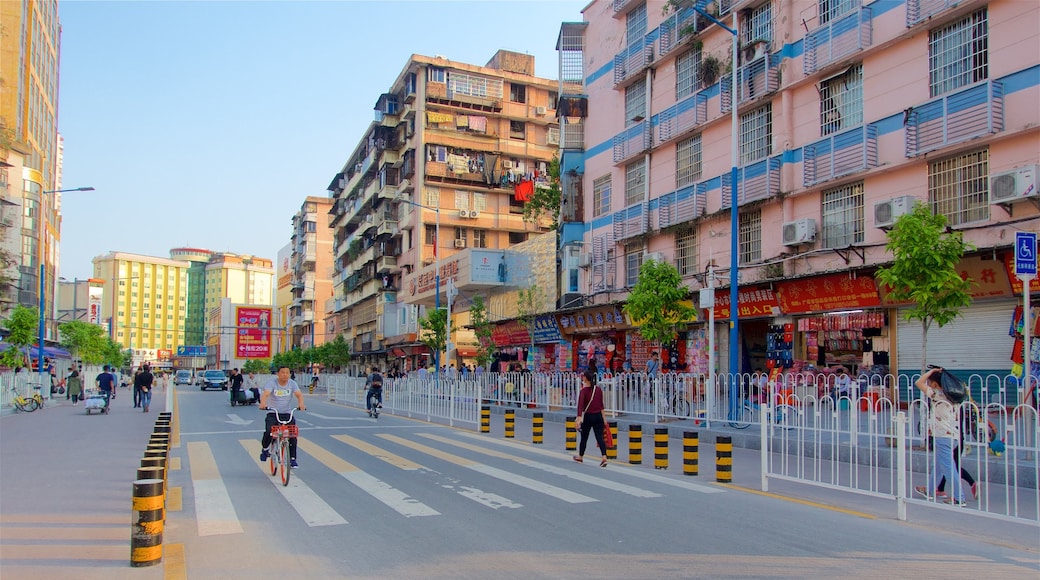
[
  {"left": 683, "top": 431, "right": 699, "bottom": 476},
  {"left": 628, "top": 424, "right": 642, "bottom": 464},
  {"left": 137, "top": 466, "right": 166, "bottom": 495},
  {"left": 715, "top": 435, "right": 732, "bottom": 483},
  {"left": 141, "top": 456, "right": 167, "bottom": 482},
  {"left": 504, "top": 409, "right": 515, "bottom": 438},
  {"left": 565, "top": 416, "right": 577, "bottom": 451},
  {"left": 532, "top": 412, "right": 544, "bottom": 444},
  {"left": 480, "top": 406, "right": 491, "bottom": 433},
  {"left": 606, "top": 421, "right": 618, "bottom": 459},
  {"left": 153, "top": 422, "right": 171, "bottom": 435},
  {"left": 654, "top": 427, "right": 669, "bottom": 470},
  {"left": 131, "top": 478, "right": 164, "bottom": 567}
]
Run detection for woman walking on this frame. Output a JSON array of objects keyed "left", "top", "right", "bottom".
[
  {"left": 67, "top": 369, "right": 83, "bottom": 405},
  {"left": 574, "top": 369, "right": 609, "bottom": 467}
]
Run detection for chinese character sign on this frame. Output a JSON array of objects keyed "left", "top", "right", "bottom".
[{"left": 236, "top": 306, "right": 272, "bottom": 359}]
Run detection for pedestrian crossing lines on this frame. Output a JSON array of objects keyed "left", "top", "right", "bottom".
[{"left": 237, "top": 440, "right": 347, "bottom": 527}]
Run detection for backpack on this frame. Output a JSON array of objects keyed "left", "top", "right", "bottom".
[{"left": 938, "top": 370, "right": 968, "bottom": 404}]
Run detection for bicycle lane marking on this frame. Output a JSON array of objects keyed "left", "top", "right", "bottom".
[
  {"left": 378, "top": 433, "right": 597, "bottom": 504},
  {"left": 416, "top": 433, "right": 662, "bottom": 498},
  {"left": 186, "top": 441, "right": 243, "bottom": 536},
  {"left": 331, "top": 434, "right": 523, "bottom": 510},
  {"left": 236, "top": 440, "right": 348, "bottom": 527},
  {"left": 295, "top": 436, "right": 439, "bottom": 518}
]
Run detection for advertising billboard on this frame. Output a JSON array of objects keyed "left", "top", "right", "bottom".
[
  {"left": 235, "top": 306, "right": 272, "bottom": 358},
  {"left": 88, "top": 285, "right": 103, "bottom": 325}
]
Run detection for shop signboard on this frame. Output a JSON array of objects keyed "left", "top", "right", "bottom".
[
  {"left": 1003, "top": 253, "right": 1040, "bottom": 295},
  {"left": 777, "top": 273, "right": 881, "bottom": 314},
  {"left": 531, "top": 314, "right": 562, "bottom": 344},
  {"left": 711, "top": 286, "right": 780, "bottom": 319},
  {"left": 881, "top": 255, "right": 1016, "bottom": 305},
  {"left": 491, "top": 320, "right": 530, "bottom": 346},
  {"left": 87, "top": 285, "right": 103, "bottom": 325},
  {"left": 557, "top": 306, "right": 628, "bottom": 335},
  {"left": 235, "top": 306, "right": 272, "bottom": 358}
]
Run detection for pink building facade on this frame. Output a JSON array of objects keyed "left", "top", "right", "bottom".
[{"left": 558, "top": 0, "right": 1039, "bottom": 384}]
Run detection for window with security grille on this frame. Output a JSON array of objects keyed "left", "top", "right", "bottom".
[
  {"left": 424, "top": 187, "right": 439, "bottom": 208},
  {"left": 509, "top": 83, "right": 526, "bottom": 103},
  {"left": 818, "top": 0, "right": 857, "bottom": 25},
  {"left": 739, "top": 104, "right": 772, "bottom": 165},
  {"left": 626, "top": 3, "right": 648, "bottom": 45},
  {"left": 625, "top": 242, "right": 643, "bottom": 287},
  {"left": 454, "top": 190, "right": 469, "bottom": 210},
  {"left": 929, "top": 149, "right": 989, "bottom": 226},
  {"left": 625, "top": 78, "right": 647, "bottom": 126},
  {"left": 455, "top": 228, "right": 467, "bottom": 243},
  {"left": 741, "top": 2, "right": 773, "bottom": 46},
  {"left": 820, "top": 65, "right": 862, "bottom": 136},
  {"left": 473, "top": 230, "right": 488, "bottom": 248},
  {"left": 593, "top": 175, "right": 612, "bottom": 218},
  {"left": 676, "top": 135, "right": 703, "bottom": 188},
  {"left": 424, "top": 224, "right": 436, "bottom": 245},
  {"left": 676, "top": 49, "right": 700, "bottom": 99},
  {"left": 739, "top": 210, "right": 761, "bottom": 264},
  {"left": 625, "top": 160, "right": 646, "bottom": 206},
  {"left": 676, "top": 227, "right": 698, "bottom": 277},
  {"left": 821, "top": 182, "right": 864, "bottom": 248},
  {"left": 929, "top": 9, "right": 987, "bottom": 97},
  {"left": 473, "top": 192, "right": 488, "bottom": 212}
]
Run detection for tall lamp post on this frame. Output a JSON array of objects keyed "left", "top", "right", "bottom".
[
  {"left": 691, "top": 5, "right": 740, "bottom": 416},
  {"left": 37, "top": 186, "right": 94, "bottom": 399}
]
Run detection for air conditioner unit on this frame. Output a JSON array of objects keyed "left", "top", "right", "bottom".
[
  {"left": 501, "top": 160, "right": 514, "bottom": 170},
  {"left": 874, "top": 195, "right": 917, "bottom": 229},
  {"left": 454, "top": 239, "right": 467, "bottom": 248},
  {"left": 644, "top": 251, "right": 665, "bottom": 264},
  {"left": 579, "top": 254, "right": 592, "bottom": 268},
  {"left": 468, "top": 210, "right": 480, "bottom": 219},
  {"left": 782, "top": 218, "right": 817, "bottom": 246},
  {"left": 423, "top": 257, "right": 435, "bottom": 266},
  {"left": 535, "top": 106, "right": 547, "bottom": 116},
  {"left": 458, "top": 209, "right": 469, "bottom": 218},
  {"left": 990, "top": 165, "right": 1039, "bottom": 204}
]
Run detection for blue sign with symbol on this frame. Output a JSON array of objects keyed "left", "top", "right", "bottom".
[
  {"left": 1016, "top": 232, "right": 1037, "bottom": 276},
  {"left": 176, "top": 346, "right": 207, "bottom": 357}
]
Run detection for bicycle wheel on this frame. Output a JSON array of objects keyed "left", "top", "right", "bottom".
[
  {"left": 775, "top": 404, "right": 798, "bottom": 430},
  {"left": 675, "top": 398, "right": 690, "bottom": 417},
  {"left": 729, "top": 403, "right": 753, "bottom": 429},
  {"left": 268, "top": 443, "right": 277, "bottom": 476},
  {"left": 279, "top": 438, "right": 291, "bottom": 486}
]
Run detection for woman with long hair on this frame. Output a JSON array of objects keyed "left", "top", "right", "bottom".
[{"left": 574, "top": 369, "right": 609, "bottom": 467}]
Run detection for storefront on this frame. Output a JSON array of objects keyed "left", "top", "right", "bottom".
[
  {"left": 530, "top": 314, "right": 563, "bottom": 372},
  {"left": 490, "top": 320, "right": 531, "bottom": 371},
  {"left": 556, "top": 305, "right": 630, "bottom": 373},
  {"left": 703, "top": 285, "right": 782, "bottom": 375}
]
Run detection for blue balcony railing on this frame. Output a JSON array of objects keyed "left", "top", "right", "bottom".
[
  {"left": 613, "top": 37, "right": 654, "bottom": 87},
  {"left": 907, "top": 0, "right": 958, "bottom": 27},
  {"left": 721, "top": 52, "right": 780, "bottom": 112},
  {"left": 655, "top": 91, "right": 708, "bottom": 146},
  {"left": 612, "top": 202, "right": 649, "bottom": 242},
  {"left": 803, "top": 125, "right": 878, "bottom": 187},
  {"left": 612, "top": 121, "right": 651, "bottom": 163},
  {"left": 721, "top": 157, "right": 781, "bottom": 208},
  {"left": 804, "top": 7, "right": 872, "bottom": 75},
  {"left": 658, "top": 7, "right": 700, "bottom": 59},
  {"left": 656, "top": 183, "right": 707, "bottom": 229},
  {"left": 905, "top": 80, "right": 1004, "bottom": 158}
]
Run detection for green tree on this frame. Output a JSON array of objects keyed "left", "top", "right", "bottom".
[
  {"left": 241, "top": 359, "right": 269, "bottom": 374},
  {"left": 521, "top": 155, "right": 562, "bottom": 230},
  {"left": 419, "top": 308, "right": 448, "bottom": 368},
  {"left": 1, "top": 305, "right": 37, "bottom": 368},
  {"left": 322, "top": 335, "right": 352, "bottom": 371},
  {"left": 623, "top": 257, "right": 696, "bottom": 344},
  {"left": 874, "top": 203, "right": 974, "bottom": 374},
  {"left": 469, "top": 296, "right": 496, "bottom": 370},
  {"left": 516, "top": 286, "right": 546, "bottom": 368},
  {"left": 58, "top": 320, "right": 110, "bottom": 364}
]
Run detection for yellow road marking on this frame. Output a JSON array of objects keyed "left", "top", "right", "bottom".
[
  {"left": 169, "top": 456, "right": 181, "bottom": 471},
  {"left": 186, "top": 442, "right": 220, "bottom": 480},
  {"left": 332, "top": 434, "right": 424, "bottom": 470},
  {"left": 377, "top": 433, "right": 477, "bottom": 467},
  {"left": 714, "top": 483, "right": 877, "bottom": 519},
  {"left": 172, "top": 386, "right": 180, "bottom": 448},
  {"left": 296, "top": 437, "right": 360, "bottom": 473},
  {"left": 418, "top": 432, "right": 518, "bottom": 461},
  {"left": 164, "top": 543, "right": 187, "bottom": 580},
  {"left": 167, "top": 486, "right": 182, "bottom": 511},
  {"left": 239, "top": 439, "right": 279, "bottom": 473}
]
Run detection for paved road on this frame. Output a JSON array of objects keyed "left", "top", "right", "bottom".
[{"left": 2, "top": 386, "right": 1037, "bottom": 579}]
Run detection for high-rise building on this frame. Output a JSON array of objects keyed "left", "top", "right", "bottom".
[
  {"left": 325, "top": 50, "right": 560, "bottom": 372},
  {"left": 288, "top": 196, "right": 333, "bottom": 349},
  {"left": 274, "top": 243, "right": 293, "bottom": 354},
  {"left": 169, "top": 247, "right": 213, "bottom": 347},
  {"left": 561, "top": 0, "right": 1039, "bottom": 377},
  {"left": 0, "top": 0, "right": 63, "bottom": 337}
]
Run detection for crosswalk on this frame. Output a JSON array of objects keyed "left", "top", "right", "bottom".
[{"left": 185, "top": 429, "right": 725, "bottom": 535}]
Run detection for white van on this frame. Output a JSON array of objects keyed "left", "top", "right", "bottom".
[{"left": 174, "top": 370, "right": 193, "bottom": 385}]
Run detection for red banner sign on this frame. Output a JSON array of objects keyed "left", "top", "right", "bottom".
[
  {"left": 1004, "top": 253, "right": 1040, "bottom": 295},
  {"left": 712, "top": 285, "right": 780, "bottom": 319},
  {"left": 777, "top": 273, "right": 881, "bottom": 314},
  {"left": 236, "top": 306, "right": 272, "bottom": 358},
  {"left": 491, "top": 320, "right": 531, "bottom": 347}
]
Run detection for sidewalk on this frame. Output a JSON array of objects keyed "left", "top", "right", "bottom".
[{"left": 0, "top": 388, "right": 171, "bottom": 579}]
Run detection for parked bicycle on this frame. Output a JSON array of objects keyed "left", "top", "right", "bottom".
[
  {"left": 264, "top": 408, "right": 299, "bottom": 486},
  {"left": 656, "top": 387, "right": 691, "bottom": 417},
  {"left": 10, "top": 387, "right": 42, "bottom": 412},
  {"left": 729, "top": 396, "right": 798, "bottom": 430}
]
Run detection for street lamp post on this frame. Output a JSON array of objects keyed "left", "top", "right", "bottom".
[
  {"left": 37, "top": 186, "right": 94, "bottom": 399},
  {"left": 691, "top": 6, "right": 740, "bottom": 415},
  {"left": 395, "top": 194, "right": 443, "bottom": 369}
]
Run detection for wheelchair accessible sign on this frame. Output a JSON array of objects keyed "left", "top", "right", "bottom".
[{"left": 1016, "top": 231, "right": 1036, "bottom": 278}]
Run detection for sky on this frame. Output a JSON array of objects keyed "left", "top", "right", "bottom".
[{"left": 56, "top": 0, "right": 589, "bottom": 280}]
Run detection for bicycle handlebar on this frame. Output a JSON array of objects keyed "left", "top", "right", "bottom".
[{"left": 260, "top": 407, "right": 300, "bottom": 424}]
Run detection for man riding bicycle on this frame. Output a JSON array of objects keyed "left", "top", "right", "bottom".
[
  {"left": 366, "top": 366, "right": 383, "bottom": 417},
  {"left": 259, "top": 365, "right": 307, "bottom": 468}
]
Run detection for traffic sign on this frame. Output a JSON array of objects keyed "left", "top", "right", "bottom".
[
  {"left": 1015, "top": 232, "right": 1037, "bottom": 277},
  {"left": 176, "top": 345, "right": 207, "bottom": 357}
]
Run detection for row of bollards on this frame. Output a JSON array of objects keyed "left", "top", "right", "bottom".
[
  {"left": 481, "top": 407, "right": 734, "bottom": 482},
  {"left": 131, "top": 412, "right": 172, "bottom": 567}
]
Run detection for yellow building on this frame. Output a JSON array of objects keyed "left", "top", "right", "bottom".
[
  {"left": 92, "top": 252, "right": 190, "bottom": 353},
  {"left": 203, "top": 253, "right": 274, "bottom": 315}
]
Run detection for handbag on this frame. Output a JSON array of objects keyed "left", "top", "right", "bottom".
[{"left": 603, "top": 423, "right": 614, "bottom": 448}]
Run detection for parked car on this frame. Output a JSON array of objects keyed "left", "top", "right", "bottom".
[
  {"left": 174, "top": 370, "right": 193, "bottom": 385},
  {"left": 200, "top": 370, "right": 229, "bottom": 391}
]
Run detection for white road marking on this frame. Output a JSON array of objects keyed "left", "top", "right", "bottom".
[
  {"left": 468, "top": 464, "right": 598, "bottom": 504},
  {"left": 238, "top": 440, "right": 347, "bottom": 527},
  {"left": 456, "top": 486, "right": 523, "bottom": 509},
  {"left": 187, "top": 442, "right": 243, "bottom": 536},
  {"left": 340, "top": 471, "right": 441, "bottom": 518}
]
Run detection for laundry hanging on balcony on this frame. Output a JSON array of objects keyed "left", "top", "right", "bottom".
[{"left": 514, "top": 179, "right": 535, "bottom": 202}]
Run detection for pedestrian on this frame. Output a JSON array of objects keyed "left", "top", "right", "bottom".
[
  {"left": 132, "top": 368, "right": 142, "bottom": 408},
  {"left": 914, "top": 367, "right": 965, "bottom": 506},
  {"left": 95, "top": 365, "right": 115, "bottom": 409},
  {"left": 136, "top": 365, "right": 155, "bottom": 413},
  {"left": 67, "top": 369, "right": 83, "bottom": 405},
  {"left": 574, "top": 369, "right": 609, "bottom": 467},
  {"left": 937, "top": 413, "right": 980, "bottom": 501},
  {"left": 228, "top": 368, "right": 245, "bottom": 401},
  {"left": 245, "top": 370, "right": 262, "bottom": 402}
]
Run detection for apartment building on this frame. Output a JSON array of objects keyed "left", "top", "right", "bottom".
[
  {"left": 288, "top": 196, "right": 334, "bottom": 349},
  {"left": 274, "top": 243, "right": 293, "bottom": 355},
  {"left": 561, "top": 0, "right": 1038, "bottom": 379},
  {"left": 326, "top": 50, "right": 559, "bottom": 371}
]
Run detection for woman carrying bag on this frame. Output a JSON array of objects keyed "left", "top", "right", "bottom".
[{"left": 574, "top": 369, "right": 609, "bottom": 467}]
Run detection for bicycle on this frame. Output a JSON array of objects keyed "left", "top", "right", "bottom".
[
  {"left": 263, "top": 408, "right": 300, "bottom": 486},
  {"left": 656, "top": 388, "right": 691, "bottom": 417},
  {"left": 729, "top": 395, "right": 798, "bottom": 430},
  {"left": 366, "top": 387, "right": 382, "bottom": 418},
  {"left": 11, "top": 387, "right": 39, "bottom": 412}
]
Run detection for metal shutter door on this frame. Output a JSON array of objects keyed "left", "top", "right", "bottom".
[{"left": 897, "top": 300, "right": 1014, "bottom": 372}]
